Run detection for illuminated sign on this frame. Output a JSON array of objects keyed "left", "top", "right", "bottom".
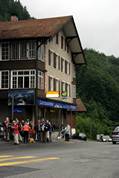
[{"left": 46, "top": 91, "right": 59, "bottom": 98}]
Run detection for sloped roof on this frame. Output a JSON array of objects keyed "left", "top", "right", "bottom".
[
  {"left": 0, "top": 16, "right": 86, "bottom": 64},
  {"left": 0, "top": 16, "right": 72, "bottom": 39}
]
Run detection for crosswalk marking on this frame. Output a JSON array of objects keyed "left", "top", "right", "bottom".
[
  {"left": 0, "top": 155, "right": 13, "bottom": 158},
  {"left": 0, "top": 155, "right": 60, "bottom": 167},
  {"left": 0, "top": 156, "right": 35, "bottom": 162}
]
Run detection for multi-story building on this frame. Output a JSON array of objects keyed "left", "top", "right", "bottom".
[{"left": 0, "top": 16, "right": 86, "bottom": 128}]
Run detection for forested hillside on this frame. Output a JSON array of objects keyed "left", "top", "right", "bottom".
[
  {"left": 0, "top": 0, "right": 30, "bottom": 21},
  {"left": 76, "top": 49, "right": 119, "bottom": 138}
]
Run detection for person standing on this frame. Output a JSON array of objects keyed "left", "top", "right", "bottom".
[
  {"left": 40, "top": 119, "right": 46, "bottom": 143},
  {"left": 22, "top": 122, "right": 30, "bottom": 144},
  {"left": 12, "top": 120, "right": 19, "bottom": 145},
  {"left": 64, "top": 124, "right": 71, "bottom": 141},
  {"left": 3, "top": 117, "right": 10, "bottom": 141}
]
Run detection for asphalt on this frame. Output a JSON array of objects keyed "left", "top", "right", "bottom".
[{"left": 0, "top": 138, "right": 78, "bottom": 154}]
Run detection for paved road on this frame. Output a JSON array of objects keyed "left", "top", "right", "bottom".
[{"left": 0, "top": 140, "right": 119, "bottom": 178}]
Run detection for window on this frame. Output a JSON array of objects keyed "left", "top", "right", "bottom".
[
  {"left": 56, "top": 79, "right": 59, "bottom": 91},
  {"left": 67, "top": 45, "right": 69, "bottom": 53},
  {"left": 10, "top": 42, "right": 19, "bottom": 59},
  {"left": 48, "top": 76, "right": 53, "bottom": 91},
  {"left": 20, "top": 41, "right": 27, "bottom": 59},
  {"left": 61, "top": 81, "right": 65, "bottom": 91},
  {"left": 61, "top": 36, "right": 64, "bottom": 49},
  {"left": 65, "top": 83, "right": 71, "bottom": 97},
  {"left": 28, "top": 41, "right": 36, "bottom": 59},
  {"left": 1, "top": 40, "right": 36, "bottom": 60},
  {"left": 58, "top": 81, "right": 60, "bottom": 92},
  {"left": 56, "top": 33, "right": 59, "bottom": 44},
  {"left": 11, "top": 70, "right": 36, "bottom": 89},
  {"left": 68, "top": 84, "right": 71, "bottom": 97},
  {"left": 38, "top": 45, "right": 45, "bottom": 61},
  {"left": 1, "top": 42, "right": 10, "bottom": 60},
  {"left": 53, "top": 78, "right": 56, "bottom": 91},
  {"left": 65, "top": 39, "right": 67, "bottom": 51},
  {"left": 38, "top": 71, "right": 44, "bottom": 89},
  {"left": 65, "top": 60, "right": 68, "bottom": 74},
  {"left": 48, "top": 76, "right": 52, "bottom": 91},
  {"left": 61, "top": 58, "right": 64, "bottom": 72},
  {"left": 68, "top": 63, "right": 70, "bottom": 74},
  {"left": 53, "top": 53, "right": 57, "bottom": 68},
  {"left": 48, "top": 50, "right": 53, "bottom": 66},
  {"left": 58, "top": 56, "right": 60, "bottom": 70},
  {"left": 0, "top": 71, "right": 9, "bottom": 89}
]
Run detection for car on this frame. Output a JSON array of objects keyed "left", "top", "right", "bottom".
[
  {"left": 101, "top": 135, "right": 112, "bottom": 142},
  {"left": 112, "top": 126, "right": 119, "bottom": 144},
  {"left": 72, "top": 132, "right": 87, "bottom": 141},
  {"left": 79, "top": 133, "right": 87, "bottom": 141},
  {"left": 96, "top": 134, "right": 104, "bottom": 141}
]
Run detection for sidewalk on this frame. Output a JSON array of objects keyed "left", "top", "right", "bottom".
[{"left": 0, "top": 131, "right": 61, "bottom": 152}]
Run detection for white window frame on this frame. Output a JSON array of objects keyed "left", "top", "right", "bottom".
[
  {"left": 1, "top": 42, "right": 10, "bottom": 61},
  {"left": 0, "top": 70, "right": 9, "bottom": 89},
  {"left": 11, "top": 70, "right": 36, "bottom": 89},
  {"left": 38, "top": 70, "right": 44, "bottom": 89},
  {"left": 38, "top": 44, "right": 45, "bottom": 62},
  {"left": 1, "top": 40, "right": 36, "bottom": 61}
]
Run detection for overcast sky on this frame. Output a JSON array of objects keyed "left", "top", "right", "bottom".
[{"left": 20, "top": 0, "right": 119, "bottom": 57}]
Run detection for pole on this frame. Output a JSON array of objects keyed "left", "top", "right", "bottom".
[{"left": 12, "top": 95, "right": 14, "bottom": 120}]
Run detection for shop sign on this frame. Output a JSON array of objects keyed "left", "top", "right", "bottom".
[
  {"left": 8, "top": 90, "right": 35, "bottom": 106},
  {"left": 46, "top": 91, "right": 59, "bottom": 98}
]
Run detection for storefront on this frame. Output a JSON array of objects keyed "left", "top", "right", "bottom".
[
  {"left": 36, "top": 98, "right": 77, "bottom": 129},
  {"left": 7, "top": 90, "right": 77, "bottom": 128}
]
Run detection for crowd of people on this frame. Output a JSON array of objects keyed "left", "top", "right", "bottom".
[{"left": 0, "top": 117, "right": 53, "bottom": 145}]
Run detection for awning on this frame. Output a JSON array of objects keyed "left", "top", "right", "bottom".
[{"left": 36, "top": 98, "right": 77, "bottom": 111}]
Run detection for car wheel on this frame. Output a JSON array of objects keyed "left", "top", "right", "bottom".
[{"left": 112, "top": 141, "right": 116, "bottom": 144}]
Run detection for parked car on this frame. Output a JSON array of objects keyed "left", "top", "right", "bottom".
[
  {"left": 96, "top": 134, "right": 104, "bottom": 141},
  {"left": 79, "top": 133, "right": 87, "bottom": 141},
  {"left": 101, "top": 135, "right": 112, "bottom": 142},
  {"left": 72, "top": 132, "right": 87, "bottom": 141},
  {"left": 112, "top": 126, "right": 119, "bottom": 144}
]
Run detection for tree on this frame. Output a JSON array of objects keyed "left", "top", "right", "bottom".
[
  {"left": 76, "top": 49, "right": 119, "bottom": 138},
  {"left": 0, "top": 0, "right": 31, "bottom": 21}
]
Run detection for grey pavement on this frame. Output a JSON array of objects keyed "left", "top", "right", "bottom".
[{"left": 0, "top": 140, "right": 119, "bottom": 178}]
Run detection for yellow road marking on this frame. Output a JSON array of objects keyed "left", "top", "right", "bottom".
[
  {"left": 0, "top": 156, "right": 35, "bottom": 162},
  {"left": 0, "top": 157, "right": 60, "bottom": 167},
  {"left": 0, "top": 155, "right": 13, "bottom": 158}
]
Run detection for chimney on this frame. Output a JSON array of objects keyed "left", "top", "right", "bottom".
[{"left": 11, "top": 16, "right": 18, "bottom": 22}]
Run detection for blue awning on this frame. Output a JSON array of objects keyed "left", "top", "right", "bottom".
[{"left": 36, "top": 98, "right": 76, "bottom": 111}]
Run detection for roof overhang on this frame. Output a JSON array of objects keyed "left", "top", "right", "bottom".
[{"left": 63, "top": 17, "right": 86, "bottom": 65}]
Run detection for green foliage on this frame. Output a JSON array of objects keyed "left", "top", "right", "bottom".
[
  {"left": 0, "top": 0, "right": 31, "bottom": 21},
  {"left": 76, "top": 49, "right": 119, "bottom": 138},
  {"left": 76, "top": 115, "right": 112, "bottom": 139}
]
